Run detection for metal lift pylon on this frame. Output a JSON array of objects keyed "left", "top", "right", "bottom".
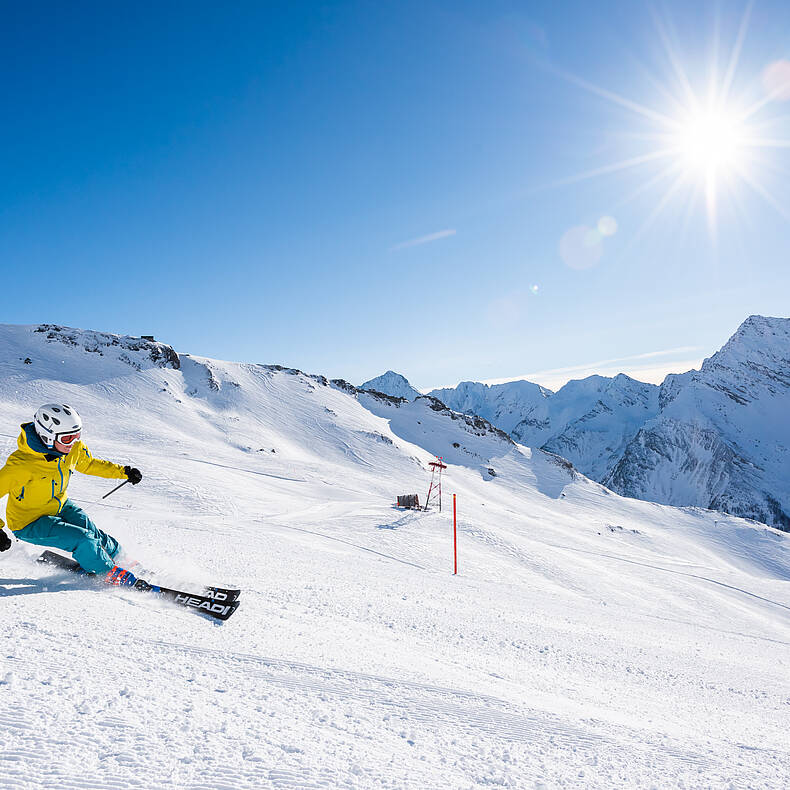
[{"left": 424, "top": 457, "right": 448, "bottom": 511}]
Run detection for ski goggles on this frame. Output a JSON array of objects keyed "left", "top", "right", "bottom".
[{"left": 56, "top": 431, "right": 81, "bottom": 446}]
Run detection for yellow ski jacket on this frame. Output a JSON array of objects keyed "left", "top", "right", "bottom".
[{"left": 0, "top": 423, "right": 127, "bottom": 531}]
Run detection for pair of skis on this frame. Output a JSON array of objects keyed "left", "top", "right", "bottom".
[{"left": 37, "top": 550, "right": 240, "bottom": 621}]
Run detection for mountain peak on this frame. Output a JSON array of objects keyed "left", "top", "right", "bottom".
[
  {"left": 359, "top": 371, "right": 421, "bottom": 400},
  {"left": 698, "top": 315, "right": 790, "bottom": 401},
  {"left": 606, "top": 314, "right": 790, "bottom": 530}
]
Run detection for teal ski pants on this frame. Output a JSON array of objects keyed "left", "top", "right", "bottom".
[{"left": 15, "top": 500, "right": 121, "bottom": 574}]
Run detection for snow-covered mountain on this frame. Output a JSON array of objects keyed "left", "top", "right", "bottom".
[
  {"left": 1, "top": 322, "right": 789, "bottom": 789},
  {"left": 430, "top": 374, "right": 659, "bottom": 484},
  {"left": 607, "top": 315, "right": 790, "bottom": 530},
  {"left": 360, "top": 370, "right": 421, "bottom": 400},
  {"left": 513, "top": 374, "right": 660, "bottom": 482},
  {"left": 429, "top": 379, "right": 552, "bottom": 435},
  {"left": 428, "top": 316, "right": 789, "bottom": 531}
]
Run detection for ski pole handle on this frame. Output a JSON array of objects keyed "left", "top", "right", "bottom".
[{"left": 103, "top": 480, "right": 129, "bottom": 500}]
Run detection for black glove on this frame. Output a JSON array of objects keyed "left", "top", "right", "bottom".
[
  {"left": 0, "top": 530, "right": 11, "bottom": 552},
  {"left": 124, "top": 466, "right": 143, "bottom": 485}
]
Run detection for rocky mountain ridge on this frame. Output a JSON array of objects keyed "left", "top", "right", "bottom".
[{"left": 606, "top": 315, "right": 790, "bottom": 529}]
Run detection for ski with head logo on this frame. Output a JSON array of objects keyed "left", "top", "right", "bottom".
[{"left": 37, "top": 550, "right": 240, "bottom": 621}]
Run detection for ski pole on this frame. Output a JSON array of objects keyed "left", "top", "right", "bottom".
[{"left": 103, "top": 480, "right": 129, "bottom": 500}]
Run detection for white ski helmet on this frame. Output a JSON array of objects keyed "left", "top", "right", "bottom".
[{"left": 33, "top": 403, "right": 82, "bottom": 449}]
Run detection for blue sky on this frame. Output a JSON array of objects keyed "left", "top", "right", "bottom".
[{"left": 2, "top": 1, "right": 789, "bottom": 391}]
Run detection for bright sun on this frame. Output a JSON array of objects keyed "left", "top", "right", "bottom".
[
  {"left": 675, "top": 109, "right": 745, "bottom": 173},
  {"left": 553, "top": 6, "right": 790, "bottom": 241}
]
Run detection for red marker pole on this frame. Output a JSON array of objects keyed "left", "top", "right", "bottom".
[{"left": 453, "top": 494, "right": 457, "bottom": 575}]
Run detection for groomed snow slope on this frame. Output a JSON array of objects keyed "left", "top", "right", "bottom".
[{"left": 1, "top": 324, "right": 789, "bottom": 789}]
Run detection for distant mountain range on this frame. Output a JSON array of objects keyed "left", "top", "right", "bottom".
[{"left": 361, "top": 316, "right": 790, "bottom": 531}]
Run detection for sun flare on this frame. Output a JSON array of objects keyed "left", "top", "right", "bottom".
[
  {"left": 552, "top": 6, "right": 790, "bottom": 241},
  {"left": 674, "top": 109, "right": 745, "bottom": 173}
]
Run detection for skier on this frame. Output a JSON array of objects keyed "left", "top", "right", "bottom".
[{"left": 0, "top": 403, "right": 142, "bottom": 578}]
